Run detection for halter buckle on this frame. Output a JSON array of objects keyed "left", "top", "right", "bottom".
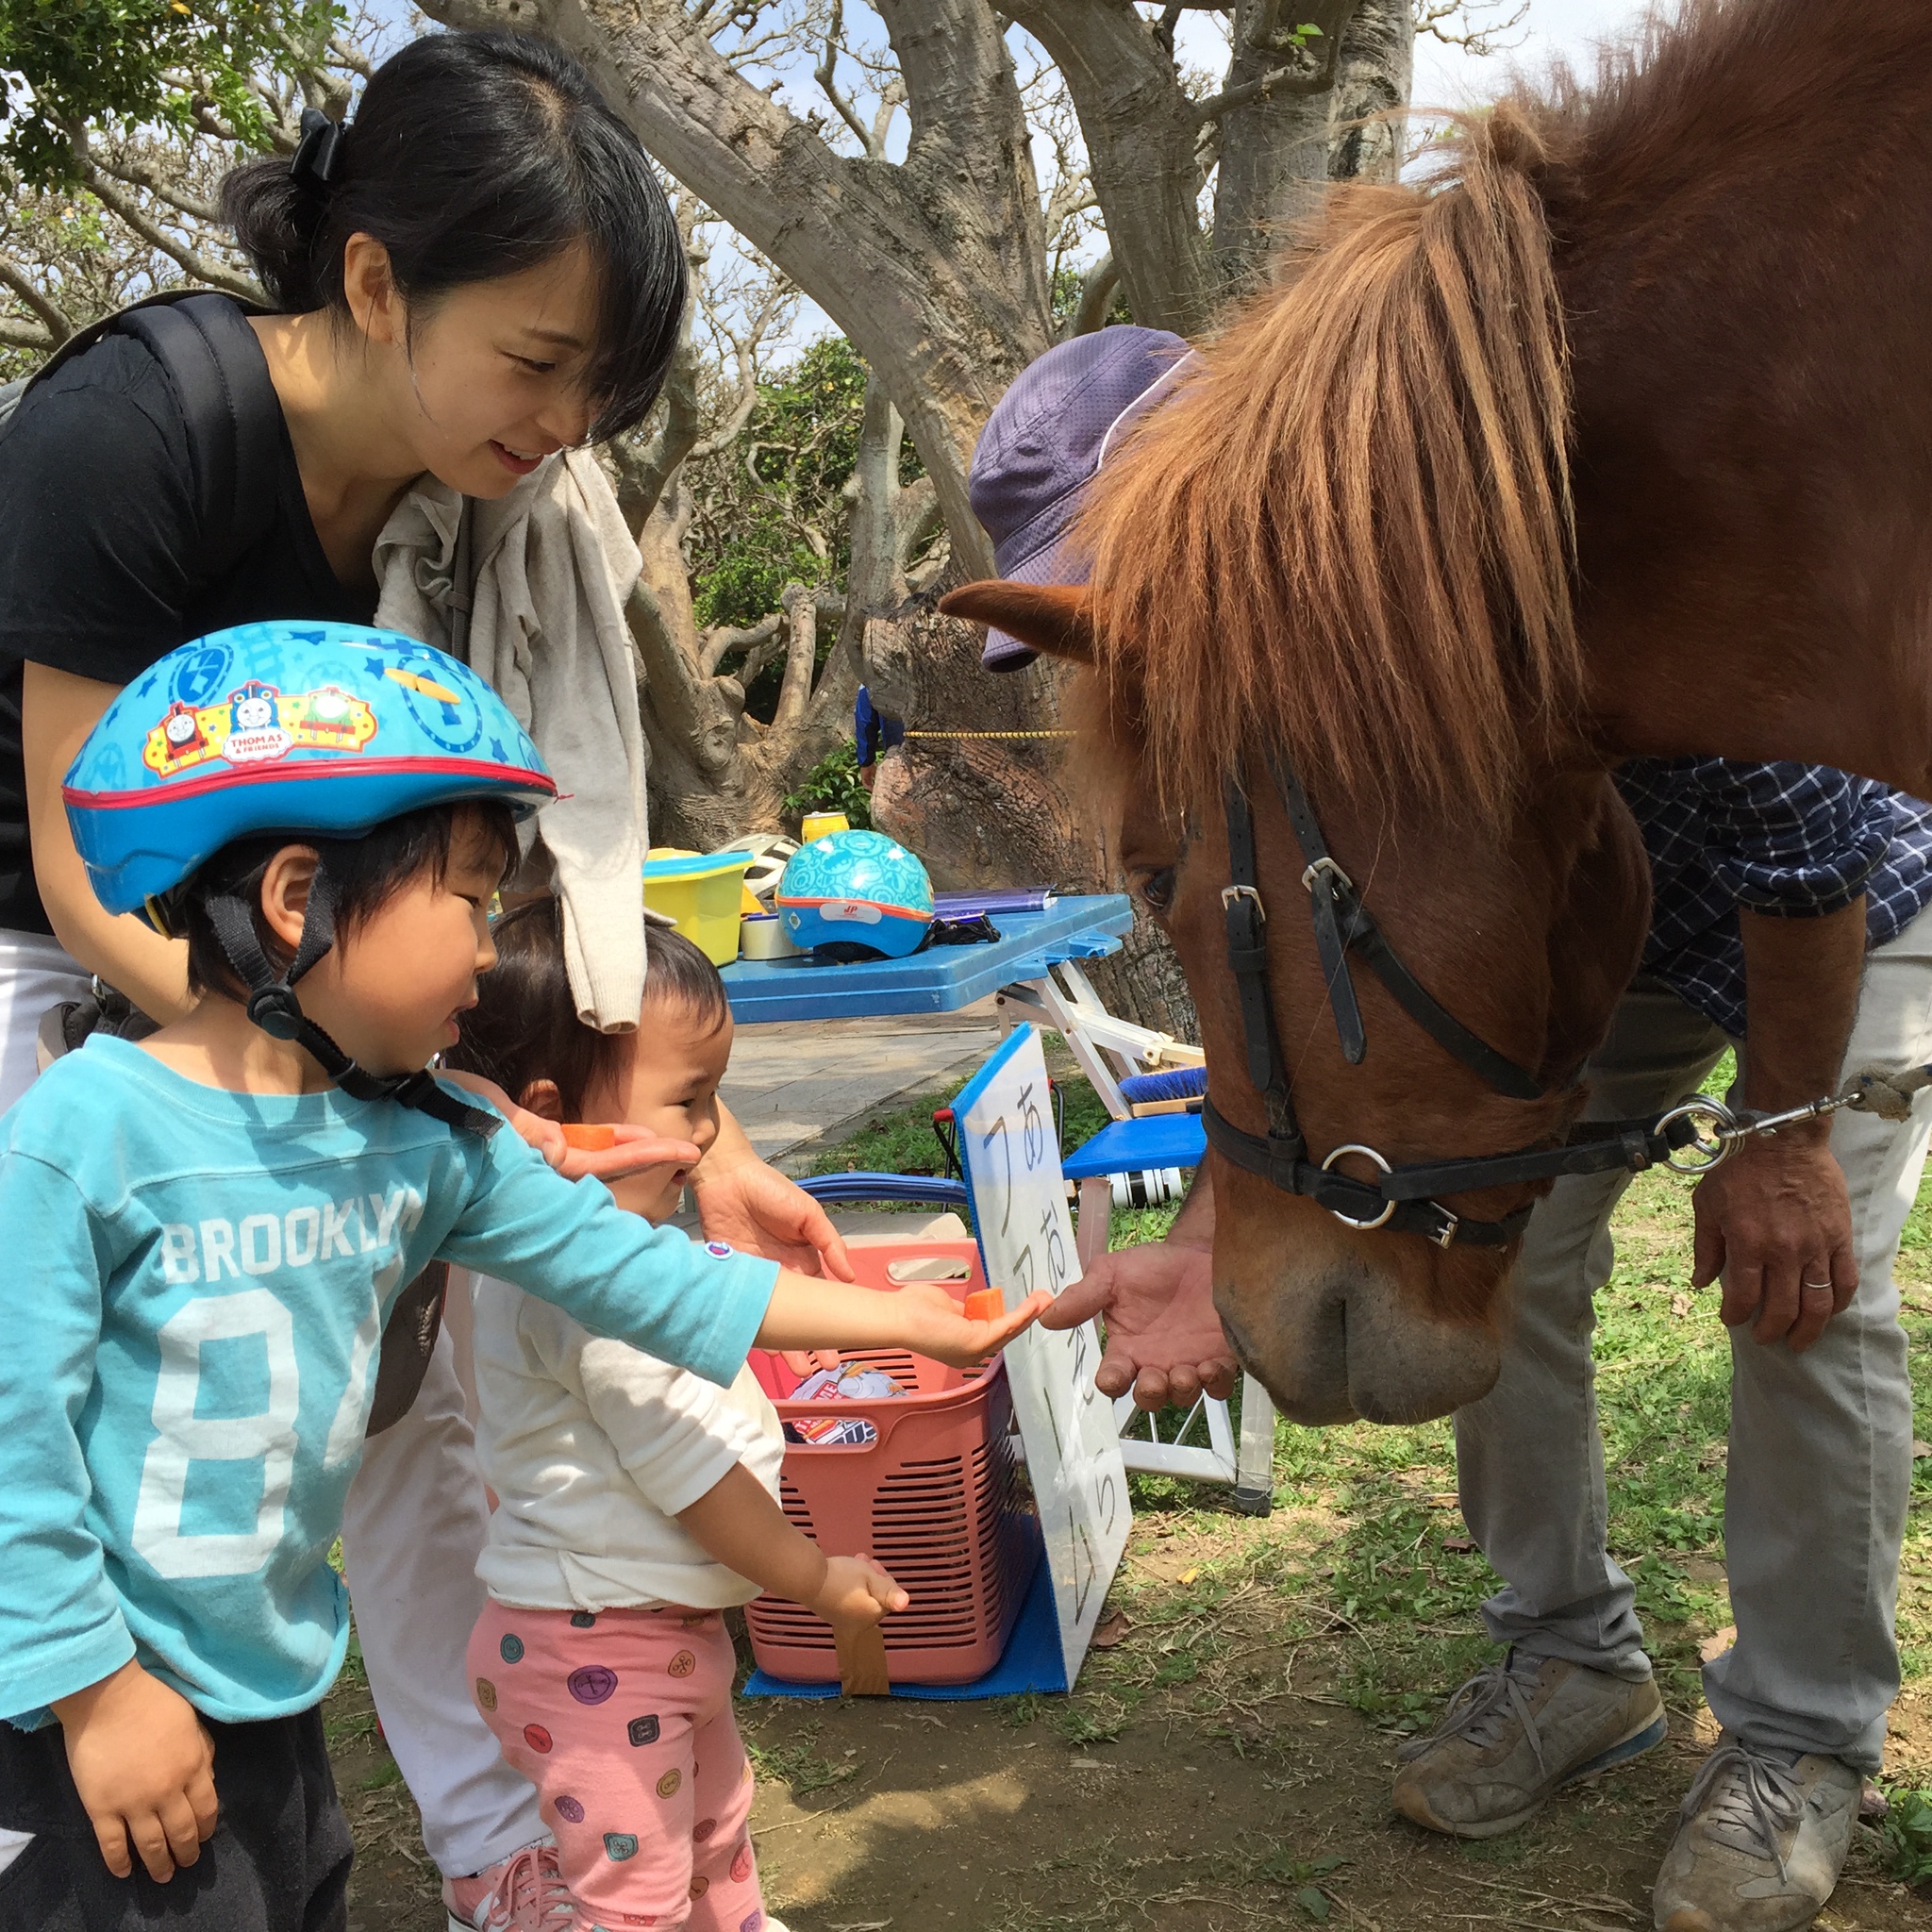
[
  {"left": 1430, "top": 1208, "right": 1461, "bottom": 1249},
  {"left": 1301, "top": 856, "right": 1355, "bottom": 896},
  {"left": 1655, "top": 1098, "right": 1739, "bottom": 1175},
  {"left": 1221, "top": 884, "right": 1266, "bottom": 921},
  {"left": 1319, "top": 1142, "right": 1396, "bottom": 1231}
]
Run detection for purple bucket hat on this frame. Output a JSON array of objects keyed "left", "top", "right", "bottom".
[{"left": 968, "top": 325, "right": 1195, "bottom": 671}]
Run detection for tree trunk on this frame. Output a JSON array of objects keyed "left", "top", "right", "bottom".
[
  {"left": 1213, "top": 0, "right": 1413, "bottom": 290},
  {"left": 1006, "top": 0, "right": 1220, "bottom": 336},
  {"left": 1327, "top": 0, "right": 1414, "bottom": 185},
  {"left": 864, "top": 590, "right": 1197, "bottom": 1038},
  {"left": 629, "top": 475, "right": 770, "bottom": 849}
]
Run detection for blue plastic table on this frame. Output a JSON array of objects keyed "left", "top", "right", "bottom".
[{"left": 718, "top": 893, "right": 1133, "bottom": 1024}]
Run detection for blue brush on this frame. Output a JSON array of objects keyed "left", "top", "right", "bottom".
[{"left": 1119, "top": 1065, "right": 1208, "bottom": 1112}]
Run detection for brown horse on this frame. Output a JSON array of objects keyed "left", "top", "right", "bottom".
[{"left": 941, "top": 0, "right": 1932, "bottom": 1425}]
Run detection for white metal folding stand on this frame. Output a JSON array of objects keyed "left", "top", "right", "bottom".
[
  {"left": 995, "top": 963, "right": 1277, "bottom": 1516},
  {"left": 994, "top": 958, "right": 1203, "bottom": 1115}
]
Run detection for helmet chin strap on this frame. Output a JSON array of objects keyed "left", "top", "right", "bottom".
[{"left": 202, "top": 862, "right": 499, "bottom": 1138}]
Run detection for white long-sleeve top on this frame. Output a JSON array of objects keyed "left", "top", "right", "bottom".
[{"left": 470, "top": 1273, "right": 785, "bottom": 1613}]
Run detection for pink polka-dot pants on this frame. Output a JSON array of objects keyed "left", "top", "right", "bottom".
[{"left": 469, "top": 1599, "right": 766, "bottom": 1932}]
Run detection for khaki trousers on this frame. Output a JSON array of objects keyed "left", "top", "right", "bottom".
[{"left": 1454, "top": 904, "right": 1929, "bottom": 1772}]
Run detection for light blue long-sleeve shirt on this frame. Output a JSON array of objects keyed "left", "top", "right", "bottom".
[{"left": 0, "top": 1035, "right": 778, "bottom": 1728}]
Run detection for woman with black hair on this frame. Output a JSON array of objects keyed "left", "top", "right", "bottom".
[{"left": 0, "top": 31, "right": 841, "bottom": 1932}]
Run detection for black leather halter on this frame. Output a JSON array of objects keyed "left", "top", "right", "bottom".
[{"left": 1200, "top": 755, "right": 1698, "bottom": 1247}]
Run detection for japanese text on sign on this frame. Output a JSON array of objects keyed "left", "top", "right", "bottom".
[{"left": 956, "top": 1024, "right": 1131, "bottom": 1687}]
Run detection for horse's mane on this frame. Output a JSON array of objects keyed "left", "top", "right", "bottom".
[{"left": 1074, "top": 0, "right": 1926, "bottom": 818}]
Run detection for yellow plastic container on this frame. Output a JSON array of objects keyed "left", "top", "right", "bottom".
[{"left": 642, "top": 847, "right": 754, "bottom": 964}]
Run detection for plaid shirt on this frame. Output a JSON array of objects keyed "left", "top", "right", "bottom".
[{"left": 1614, "top": 758, "right": 1932, "bottom": 1039}]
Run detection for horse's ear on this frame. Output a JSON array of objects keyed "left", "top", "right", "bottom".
[{"left": 939, "top": 580, "right": 1098, "bottom": 663}]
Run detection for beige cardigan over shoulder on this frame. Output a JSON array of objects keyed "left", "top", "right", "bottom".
[{"left": 372, "top": 449, "right": 647, "bottom": 1032}]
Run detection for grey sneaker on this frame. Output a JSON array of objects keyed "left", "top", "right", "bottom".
[
  {"left": 1391, "top": 1647, "right": 1667, "bottom": 1838},
  {"left": 1653, "top": 1735, "right": 1859, "bottom": 1932}
]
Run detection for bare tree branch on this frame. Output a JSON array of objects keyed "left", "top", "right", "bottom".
[
  {"left": 688, "top": 270, "right": 791, "bottom": 463},
  {"left": 1062, "top": 250, "right": 1120, "bottom": 339},
  {"left": 0, "top": 313, "right": 57, "bottom": 352},
  {"left": 730, "top": 634, "right": 784, "bottom": 699},
  {"left": 73, "top": 158, "right": 261, "bottom": 300},
  {"left": 85, "top": 148, "right": 225, "bottom": 225},
  {"left": 1042, "top": 167, "right": 1097, "bottom": 235},
  {"left": 1413, "top": 0, "right": 1528, "bottom": 55},
  {"left": 814, "top": 1, "right": 880, "bottom": 156},
  {"left": 329, "top": 33, "right": 376, "bottom": 77},
  {"left": 701, "top": 610, "right": 783, "bottom": 676},
  {"left": 869, "top": 75, "right": 908, "bottom": 157},
  {"left": 0, "top": 252, "right": 73, "bottom": 343},
  {"left": 702, "top": 592, "right": 844, "bottom": 677},
  {"left": 1196, "top": 52, "right": 1341, "bottom": 123}
]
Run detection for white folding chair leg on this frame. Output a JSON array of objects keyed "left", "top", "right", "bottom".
[
  {"left": 1230, "top": 1373, "right": 1276, "bottom": 1516},
  {"left": 1075, "top": 1175, "right": 1113, "bottom": 1272}
]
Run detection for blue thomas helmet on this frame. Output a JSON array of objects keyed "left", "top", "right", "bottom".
[
  {"left": 64, "top": 621, "right": 554, "bottom": 922},
  {"left": 62, "top": 623, "right": 555, "bottom": 1134},
  {"left": 776, "top": 828, "right": 933, "bottom": 960}
]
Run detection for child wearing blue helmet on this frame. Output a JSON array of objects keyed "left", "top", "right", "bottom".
[{"left": 0, "top": 623, "right": 1043, "bottom": 1932}]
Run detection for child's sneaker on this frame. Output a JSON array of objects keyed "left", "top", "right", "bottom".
[{"left": 444, "top": 1841, "right": 574, "bottom": 1931}]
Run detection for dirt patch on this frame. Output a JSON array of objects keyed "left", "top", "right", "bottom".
[
  {"left": 730, "top": 1513, "right": 1928, "bottom": 1932},
  {"left": 330, "top": 1499, "right": 1931, "bottom": 1931}
]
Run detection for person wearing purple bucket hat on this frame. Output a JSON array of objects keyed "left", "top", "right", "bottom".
[{"left": 969, "top": 326, "right": 1197, "bottom": 672}]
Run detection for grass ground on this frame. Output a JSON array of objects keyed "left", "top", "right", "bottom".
[{"left": 330, "top": 1050, "right": 1932, "bottom": 1931}]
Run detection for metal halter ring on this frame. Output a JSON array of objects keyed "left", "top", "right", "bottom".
[
  {"left": 1655, "top": 1098, "right": 1740, "bottom": 1176},
  {"left": 1321, "top": 1142, "right": 1397, "bottom": 1230}
]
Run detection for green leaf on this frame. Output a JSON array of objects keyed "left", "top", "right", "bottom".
[{"left": 1296, "top": 1886, "right": 1330, "bottom": 1921}]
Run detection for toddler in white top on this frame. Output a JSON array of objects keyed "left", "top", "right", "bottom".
[{"left": 450, "top": 906, "right": 903, "bottom": 1932}]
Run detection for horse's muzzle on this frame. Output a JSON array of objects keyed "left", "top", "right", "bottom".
[{"left": 1218, "top": 1261, "right": 1502, "bottom": 1426}]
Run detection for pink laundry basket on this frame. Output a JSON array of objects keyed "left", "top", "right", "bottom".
[{"left": 741, "top": 1236, "right": 1040, "bottom": 1686}]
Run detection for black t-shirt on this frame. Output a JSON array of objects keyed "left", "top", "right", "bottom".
[{"left": 0, "top": 319, "right": 373, "bottom": 934}]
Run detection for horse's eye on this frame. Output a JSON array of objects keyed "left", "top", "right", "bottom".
[{"left": 1138, "top": 866, "right": 1177, "bottom": 916}]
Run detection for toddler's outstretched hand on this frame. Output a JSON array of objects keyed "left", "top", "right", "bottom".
[
  {"left": 890, "top": 1281, "right": 1053, "bottom": 1367},
  {"left": 757, "top": 1274, "right": 1051, "bottom": 1364},
  {"left": 53, "top": 1659, "right": 217, "bottom": 1882},
  {"left": 809, "top": 1554, "right": 908, "bottom": 1630}
]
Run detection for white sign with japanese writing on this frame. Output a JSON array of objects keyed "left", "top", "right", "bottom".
[{"left": 955, "top": 1024, "right": 1131, "bottom": 1688}]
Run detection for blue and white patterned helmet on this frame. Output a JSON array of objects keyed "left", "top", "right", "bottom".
[
  {"left": 64, "top": 621, "right": 554, "bottom": 921},
  {"left": 776, "top": 828, "right": 933, "bottom": 959}
]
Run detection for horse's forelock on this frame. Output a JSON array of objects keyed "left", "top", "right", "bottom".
[{"left": 1076, "top": 113, "right": 1581, "bottom": 822}]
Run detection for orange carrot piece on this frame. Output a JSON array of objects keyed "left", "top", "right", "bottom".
[
  {"left": 963, "top": 1288, "right": 1005, "bottom": 1324},
  {"left": 560, "top": 1123, "right": 617, "bottom": 1150}
]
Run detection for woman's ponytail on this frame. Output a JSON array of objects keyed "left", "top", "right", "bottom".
[{"left": 220, "top": 143, "right": 331, "bottom": 312}]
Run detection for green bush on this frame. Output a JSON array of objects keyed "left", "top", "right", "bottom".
[
  {"left": 782, "top": 740, "right": 871, "bottom": 830},
  {"left": 1878, "top": 1782, "right": 1932, "bottom": 1888}
]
